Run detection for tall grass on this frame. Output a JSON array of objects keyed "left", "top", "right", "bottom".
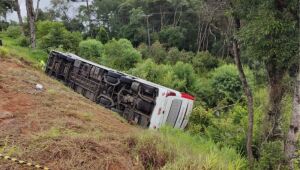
[
  {"left": 129, "top": 126, "right": 247, "bottom": 170},
  {"left": 0, "top": 33, "right": 48, "bottom": 68}
]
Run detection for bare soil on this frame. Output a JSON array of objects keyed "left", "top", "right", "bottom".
[{"left": 0, "top": 57, "right": 143, "bottom": 170}]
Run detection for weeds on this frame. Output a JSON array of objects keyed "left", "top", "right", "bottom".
[{"left": 128, "top": 126, "right": 247, "bottom": 170}]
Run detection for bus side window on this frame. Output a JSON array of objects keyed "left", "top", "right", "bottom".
[{"left": 166, "top": 99, "right": 182, "bottom": 127}]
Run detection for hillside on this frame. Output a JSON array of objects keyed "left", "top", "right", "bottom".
[
  {"left": 0, "top": 56, "right": 140, "bottom": 169},
  {"left": 0, "top": 44, "right": 246, "bottom": 170}
]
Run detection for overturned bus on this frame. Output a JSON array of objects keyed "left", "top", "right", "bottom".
[{"left": 45, "top": 51, "right": 194, "bottom": 129}]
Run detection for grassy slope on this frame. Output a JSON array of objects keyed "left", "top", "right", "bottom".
[
  {"left": 0, "top": 33, "right": 48, "bottom": 68},
  {"left": 0, "top": 34, "right": 247, "bottom": 169}
]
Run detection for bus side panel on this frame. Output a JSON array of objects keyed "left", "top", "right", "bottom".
[
  {"left": 180, "top": 100, "right": 193, "bottom": 129},
  {"left": 148, "top": 89, "right": 167, "bottom": 129}
]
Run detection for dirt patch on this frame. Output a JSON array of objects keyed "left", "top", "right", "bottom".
[{"left": 0, "top": 57, "right": 142, "bottom": 170}]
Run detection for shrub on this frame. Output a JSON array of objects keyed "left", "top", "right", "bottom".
[
  {"left": 36, "top": 21, "right": 64, "bottom": 39},
  {"left": 210, "top": 64, "right": 254, "bottom": 106},
  {"left": 79, "top": 39, "right": 103, "bottom": 61},
  {"left": 258, "top": 141, "right": 285, "bottom": 169},
  {"left": 96, "top": 27, "right": 109, "bottom": 44},
  {"left": 192, "top": 51, "right": 219, "bottom": 73},
  {"left": 137, "top": 43, "right": 148, "bottom": 59},
  {"left": 166, "top": 47, "right": 181, "bottom": 64},
  {"left": 172, "top": 62, "right": 196, "bottom": 91},
  {"left": 102, "top": 38, "right": 142, "bottom": 70},
  {"left": 192, "top": 78, "right": 215, "bottom": 107},
  {"left": 17, "top": 35, "right": 30, "bottom": 47},
  {"left": 0, "top": 47, "right": 9, "bottom": 58},
  {"left": 148, "top": 41, "right": 167, "bottom": 64},
  {"left": 6, "top": 26, "right": 21, "bottom": 38},
  {"left": 128, "top": 59, "right": 175, "bottom": 88},
  {"left": 38, "top": 25, "right": 82, "bottom": 52},
  {"left": 63, "top": 31, "right": 82, "bottom": 53},
  {"left": 159, "top": 26, "right": 186, "bottom": 48},
  {"left": 188, "top": 106, "right": 213, "bottom": 135},
  {"left": 38, "top": 26, "right": 65, "bottom": 51}
]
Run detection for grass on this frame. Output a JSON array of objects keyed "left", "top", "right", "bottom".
[
  {"left": 32, "top": 127, "right": 102, "bottom": 141},
  {"left": 0, "top": 33, "right": 48, "bottom": 68},
  {"left": 128, "top": 126, "right": 247, "bottom": 170}
]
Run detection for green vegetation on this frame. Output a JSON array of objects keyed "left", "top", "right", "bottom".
[
  {"left": 129, "top": 126, "right": 246, "bottom": 169},
  {"left": 0, "top": 0, "right": 298, "bottom": 169},
  {"left": 79, "top": 39, "right": 103, "bottom": 61},
  {"left": 0, "top": 34, "right": 47, "bottom": 68},
  {"left": 102, "top": 38, "right": 142, "bottom": 71}
]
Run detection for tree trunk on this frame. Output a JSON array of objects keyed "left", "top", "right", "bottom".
[
  {"left": 15, "top": 0, "right": 24, "bottom": 35},
  {"left": 232, "top": 17, "right": 254, "bottom": 169},
  {"left": 284, "top": 61, "right": 300, "bottom": 169},
  {"left": 264, "top": 61, "right": 286, "bottom": 141},
  {"left": 173, "top": 6, "right": 178, "bottom": 27},
  {"left": 26, "top": 0, "right": 36, "bottom": 48},
  {"left": 86, "top": 0, "right": 93, "bottom": 36},
  {"left": 35, "top": 0, "right": 40, "bottom": 21},
  {"left": 160, "top": 6, "right": 164, "bottom": 30}
]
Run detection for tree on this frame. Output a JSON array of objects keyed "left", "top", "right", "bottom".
[
  {"left": 85, "top": 0, "right": 92, "bottom": 35},
  {"left": 167, "top": 0, "right": 188, "bottom": 26},
  {"left": 238, "top": 0, "right": 298, "bottom": 143},
  {"left": 0, "top": 0, "right": 14, "bottom": 21},
  {"left": 26, "top": 0, "right": 36, "bottom": 48},
  {"left": 14, "top": 0, "right": 24, "bottom": 35},
  {"left": 35, "top": 0, "right": 40, "bottom": 20},
  {"left": 285, "top": 61, "right": 300, "bottom": 169},
  {"left": 231, "top": 15, "right": 254, "bottom": 169}
]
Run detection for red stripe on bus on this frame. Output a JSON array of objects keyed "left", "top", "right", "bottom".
[{"left": 181, "top": 93, "right": 195, "bottom": 100}]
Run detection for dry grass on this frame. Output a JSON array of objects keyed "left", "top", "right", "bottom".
[
  {"left": 0, "top": 57, "right": 140, "bottom": 170},
  {"left": 127, "top": 127, "right": 247, "bottom": 170}
]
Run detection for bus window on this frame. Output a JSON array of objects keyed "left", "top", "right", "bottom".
[{"left": 166, "top": 99, "right": 182, "bottom": 127}]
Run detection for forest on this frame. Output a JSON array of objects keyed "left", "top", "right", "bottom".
[{"left": 0, "top": 0, "right": 299, "bottom": 169}]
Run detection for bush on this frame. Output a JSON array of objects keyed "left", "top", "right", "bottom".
[
  {"left": 17, "top": 35, "right": 30, "bottom": 47},
  {"left": 63, "top": 31, "right": 82, "bottom": 53},
  {"left": 192, "top": 78, "right": 215, "bottom": 107},
  {"left": 96, "top": 27, "right": 109, "bottom": 44},
  {"left": 129, "top": 59, "right": 197, "bottom": 92},
  {"left": 79, "top": 39, "right": 103, "bottom": 61},
  {"left": 172, "top": 62, "right": 196, "bottom": 91},
  {"left": 102, "top": 38, "right": 142, "bottom": 70},
  {"left": 6, "top": 26, "right": 21, "bottom": 38},
  {"left": 0, "top": 47, "right": 9, "bottom": 58},
  {"left": 258, "top": 141, "right": 285, "bottom": 169},
  {"left": 38, "top": 24, "right": 82, "bottom": 52},
  {"left": 159, "top": 26, "right": 186, "bottom": 48},
  {"left": 192, "top": 51, "right": 219, "bottom": 74},
  {"left": 166, "top": 47, "right": 181, "bottom": 64},
  {"left": 188, "top": 106, "right": 213, "bottom": 135},
  {"left": 148, "top": 41, "right": 167, "bottom": 64},
  {"left": 128, "top": 59, "right": 175, "bottom": 88},
  {"left": 137, "top": 43, "right": 148, "bottom": 59},
  {"left": 210, "top": 64, "right": 254, "bottom": 106},
  {"left": 36, "top": 21, "right": 64, "bottom": 39}
]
